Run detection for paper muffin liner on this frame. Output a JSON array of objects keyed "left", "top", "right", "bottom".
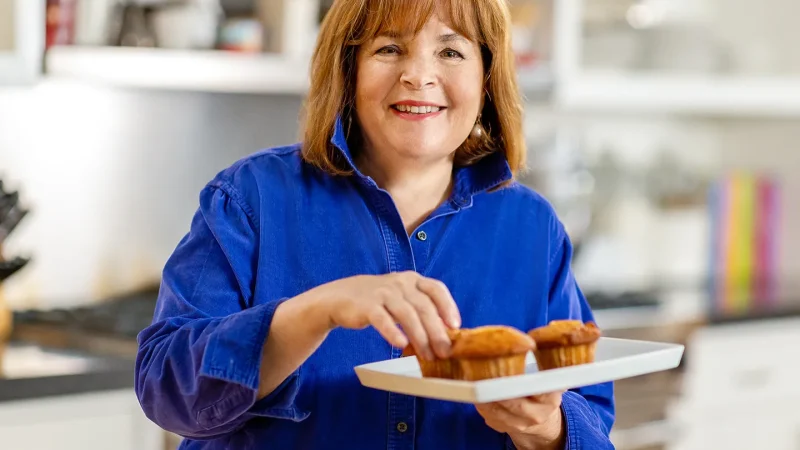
[
  {"left": 457, "top": 354, "right": 528, "bottom": 381},
  {"left": 533, "top": 342, "right": 597, "bottom": 370},
  {"left": 417, "top": 357, "right": 463, "bottom": 380}
]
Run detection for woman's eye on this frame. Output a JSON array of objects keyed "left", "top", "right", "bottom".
[
  {"left": 376, "top": 45, "right": 400, "bottom": 55},
  {"left": 441, "top": 48, "right": 464, "bottom": 59}
]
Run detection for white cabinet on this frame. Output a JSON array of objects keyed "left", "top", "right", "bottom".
[
  {"left": 0, "top": 389, "right": 164, "bottom": 450},
  {"left": 668, "top": 402, "right": 800, "bottom": 450},
  {"left": 666, "top": 318, "right": 800, "bottom": 450},
  {"left": 0, "top": 0, "right": 44, "bottom": 85}
]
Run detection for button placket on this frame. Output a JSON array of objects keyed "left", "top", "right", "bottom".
[{"left": 367, "top": 189, "right": 417, "bottom": 450}]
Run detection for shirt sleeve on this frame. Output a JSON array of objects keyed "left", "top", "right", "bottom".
[
  {"left": 134, "top": 182, "right": 308, "bottom": 440},
  {"left": 545, "top": 220, "right": 616, "bottom": 449}
]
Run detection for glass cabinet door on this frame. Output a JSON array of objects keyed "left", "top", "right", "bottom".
[{"left": 576, "top": 0, "right": 800, "bottom": 78}]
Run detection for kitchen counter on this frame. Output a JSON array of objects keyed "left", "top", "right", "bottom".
[
  {"left": 0, "top": 341, "right": 163, "bottom": 450},
  {"left": 0, "top": 342, "right": 133, "bottom": 403},
  {"left": 0, "top": 336, "right": 163, "bottom": 450}
]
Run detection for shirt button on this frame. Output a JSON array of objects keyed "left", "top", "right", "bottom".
[
  {"left": 397, "top": 422, "right": 408, "bottom": 433},
  {"left": 416, "top": 231, "right": 427, "bottom": 241}
]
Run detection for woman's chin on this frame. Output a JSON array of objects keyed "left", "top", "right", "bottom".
[{"left": 384, "top": 141, "right": 451, "bottom": 161}]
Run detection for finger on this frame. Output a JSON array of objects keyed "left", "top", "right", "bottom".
[
  {"left": 366, "top": 305, "right": 408, "bottom": 349},
  {"left": 403, "top": 287, "right": 453, "bottom": 359},
  {"left": 475, "top": 403, "right": 532, "bottom": 434},
  {"left": 384, "top": 296, "right": 433, "bottom": 360},
  {"left": 416, "top": 277, "right": 461, "bottom": 328}
]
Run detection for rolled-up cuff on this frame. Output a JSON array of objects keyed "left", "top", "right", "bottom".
[
  {"left": 195, "top": 298, "right": 311, "bottom": 428},
  {"left": 245, "top": 370, "right": 309, "bottom": 422},
  {"left": 200, "top": 298, "right": 289, "bottom": 390}
]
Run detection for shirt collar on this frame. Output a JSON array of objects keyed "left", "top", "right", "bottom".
[{"left": 330, "top": 116, "right": 513, "bottom": 206}]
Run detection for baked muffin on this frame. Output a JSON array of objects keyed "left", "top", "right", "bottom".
[
  {"left": 449, "top": 326, "right": 535, "bottom": 381},
  {"left": 527, "top": 320, "right": 601, "bottom": 370},
  {"left": 402, "top": 328, "right": 464, "bottom": 380}
]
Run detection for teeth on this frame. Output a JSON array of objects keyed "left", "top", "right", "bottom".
[{"left": 395, "top": 105, "right": 441, "bottom": 114}]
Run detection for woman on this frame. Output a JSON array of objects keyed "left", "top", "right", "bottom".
[{"left": 135, "top": 0, "right": 614, "bottom": 448}]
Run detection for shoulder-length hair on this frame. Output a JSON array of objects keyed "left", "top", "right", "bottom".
[{"left": 301, "top": 0, "right": 526, "bottom": 179}]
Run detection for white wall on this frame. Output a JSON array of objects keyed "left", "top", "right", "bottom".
[{"left": 0, "top": 80, "right": 303, "bottom": 309}]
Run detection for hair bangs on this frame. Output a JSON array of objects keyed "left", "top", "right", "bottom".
[{"left": 351, "top": 0, "right": 482, "bottom": 45}]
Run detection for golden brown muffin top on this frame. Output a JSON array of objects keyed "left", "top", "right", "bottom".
[
  {"left": 449, "top": 325, "right": 535, "bottom": 358},
  {"left": 527, "top": 320, "right": 601, "bottom": 349},
  {"left": 401, "top": 328, "right": 462, "bottom": 357}
]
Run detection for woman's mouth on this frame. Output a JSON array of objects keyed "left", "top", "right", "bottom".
[{"left": 390, "top": 103, "right": 446, "bottom": 120}]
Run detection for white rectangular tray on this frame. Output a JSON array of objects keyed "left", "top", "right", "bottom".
[{"left": 355, "top": 337, "right": 684, "bottom": 403}]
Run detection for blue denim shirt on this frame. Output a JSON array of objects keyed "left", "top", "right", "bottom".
[{"left": 135, "top": 118, "right": 615, "bottom": 449}]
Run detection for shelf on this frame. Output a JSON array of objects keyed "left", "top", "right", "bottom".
[
  {"left": 42, "top": 47, "right": 800, "bottom": 116},
  {"left": 45, "top": 46, "right": 310, "bottom": 94},
  {"left": 557, "top": 73, "right": 800, "bottom": 117},
  {"left": 45, "top": 46, "right": 555, "bottom": 97}
]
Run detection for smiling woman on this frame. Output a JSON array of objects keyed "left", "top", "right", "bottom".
[{"left": 134, "top": 0, "right": 615, "bottom": 449}]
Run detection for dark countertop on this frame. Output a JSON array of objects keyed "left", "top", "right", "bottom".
[
  {"left": 1, "top": 291, "right": 148, "bottom": 405},
  {"left": 0, "top": 342, "right": 134, "bottom": 403},
  {"left": 1, "top": 322, "right": 137, "bottom": 403}
]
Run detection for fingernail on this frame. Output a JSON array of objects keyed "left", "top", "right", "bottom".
[{"left": 397, "top": 337, "right": 409, "bottom": 349}]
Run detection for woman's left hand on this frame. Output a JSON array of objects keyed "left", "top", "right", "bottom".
[{"left": 475, "top": 391, "right": 566, "bottom": 450}]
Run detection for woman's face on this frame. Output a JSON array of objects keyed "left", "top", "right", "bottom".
[{"left": 355, "top": 13, "right": 484, "bottom": 164}]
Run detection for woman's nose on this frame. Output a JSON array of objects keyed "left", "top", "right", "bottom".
[{"left": 400, "top": 54, "right": 437, "bottom": 90}]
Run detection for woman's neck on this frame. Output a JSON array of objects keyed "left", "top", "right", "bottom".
[{"left": 356, "top": 149, "right": 454, "bottom": 235}]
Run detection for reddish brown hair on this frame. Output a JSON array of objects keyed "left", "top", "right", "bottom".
[{"left": 301, "top": 0, "right": 526, "bottom": 179}]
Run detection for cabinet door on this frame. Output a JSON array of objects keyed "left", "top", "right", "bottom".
[
  {"left": 0, "top": 0, "right": 45, "bottom": 85},
  {"left": 670, "top": 418, "right": 798, "bottom": 450},
  {"left": 0, "top": 390, "right": 164, "bottom": 450}
]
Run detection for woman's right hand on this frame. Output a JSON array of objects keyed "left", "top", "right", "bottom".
[{"left": 316, "top": 271, "right": 461, "bottom": 360}]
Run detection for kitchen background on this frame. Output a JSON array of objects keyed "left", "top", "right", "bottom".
[{"left": 1, "top": 0, "right": 799, "bottom": 449}]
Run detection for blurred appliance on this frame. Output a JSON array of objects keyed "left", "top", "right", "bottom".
[
  {"left": 12, "top": 286, "right": 159, "bottom": 344},
  {"left": 13, "top": 286, "right": 159, "bottom": 340},
  {"left": 520, "top": 131, "right": 614, "bottom": 261},
  {"left": 585, "top": 290, "right": 660, "bottom": 310},
  {"left": 108, "top": 2, "right": 158, "bottom": 47},
  {"left": 0, "top": 180, "right": 31, "bottom": 342}
]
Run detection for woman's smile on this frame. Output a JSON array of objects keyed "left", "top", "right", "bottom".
[{"left": 390, "top": 100, "right": 446, "bottom": 121}]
